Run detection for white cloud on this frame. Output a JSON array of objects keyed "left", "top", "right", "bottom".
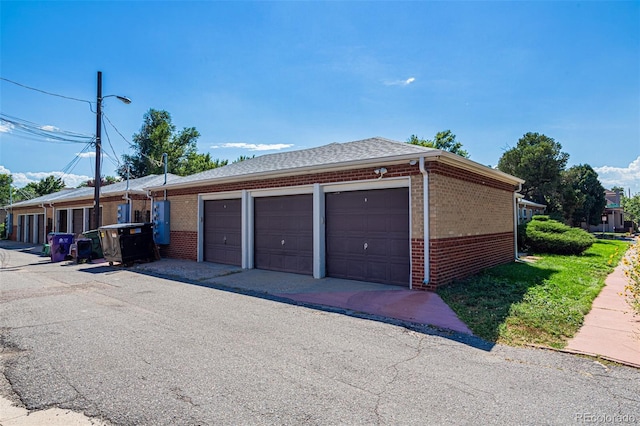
[
  {"left": 0, "top": 122, "right": 14, "bottom": 133},
  {"left": 594, "top": 156, "right": 640, "bottom": 194},
  {"left": 40, "top": 125, "right": 58, "bottom": 132},
  {"left": 0, "top": 165, "right": 90, "bottom": 188},
  {"left": 210, "top": 142, "right": 294, "bottom": 151},
  {"left": 384, "top": 77, "right": 416, "bottom": 86},
  {"left": 77, "top": 152, "right": 95, "bottom": 158}
]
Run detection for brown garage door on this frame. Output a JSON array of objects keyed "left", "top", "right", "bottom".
[
  {"left": 37, "top": 214, "right": 44, "bottom": 244},
  {"left": 326, "top": 188, "right": 410, "bottom": 286},
  {"left": 58, "top": 210, "right": 68, "bottom": 232},
  {"left": 254, "top": 194, "right": 313, "bottom": 274},
  {"left": 72, "top": 209, "right": 83, "bottom": 235},
  {"left": 18, "top": 216, "right": 24, "bottom": 242},
  {"left": 26, "top": 215, "right": 34, "bottom": 243},
  {"left": 203, "top": 199, "right": 242, "bottom": 266}
]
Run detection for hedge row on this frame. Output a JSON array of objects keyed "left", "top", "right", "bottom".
[{"left": 521, "top": 216, "right": 595, "bottom": 255}]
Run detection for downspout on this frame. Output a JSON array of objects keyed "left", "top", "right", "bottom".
[
  {"left": 419, "top": 157, "right": 430, "bottom": 287},
  {"left": 514, "top": 183, "right": 522, "bottom": 260},
  {"left": 123, "top": 165, "right": 132, "bottom": 222},
  {"left": 146, "top": 189, "right": 154, "bottom": 223},
  {"left": 123, "top": 191, "right": 132, "bottom": 223},
  {"left": 162, "top": 153, "right": 168, "bottom": 200},
  {"left": 49, "top": 203, "right": 55, "bottom": 232}
]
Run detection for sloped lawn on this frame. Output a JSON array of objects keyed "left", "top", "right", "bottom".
[{"left": 437, "top": 240, "right": 630, "bottom": 348}]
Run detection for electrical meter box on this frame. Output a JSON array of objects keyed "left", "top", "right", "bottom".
[
  {"left": 152, "top": 200, "right": 170, "bottom": 245},
  {"left": 117, "top": 204, "right": 130, "bottom": 224}
]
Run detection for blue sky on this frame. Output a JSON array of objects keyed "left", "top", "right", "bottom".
[{"left": 1, "top": 1, "right": 638, "bottom": 194}]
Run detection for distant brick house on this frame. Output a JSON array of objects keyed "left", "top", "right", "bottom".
[
  {"left": 5, "top": 175, "right": 177, "bottom": 244},
  {"left": 589, "top": 189, "right": 626, "bottom": 233},
  {"left": 516, "top": 196, "right": 546, "bottom": 224},
  {"left": 147, "top": 138, "right": 524, "bottom": 290}
]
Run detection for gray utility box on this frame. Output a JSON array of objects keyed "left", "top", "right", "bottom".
[
  {"left": 99, "top": 223, "right": 156, "bottom": 266},
  {"left": 117, "top": 203, "right": 130, "bottom": 224},
  {"left": 152, "top": 200, "right": 170, "bottom": 245}
]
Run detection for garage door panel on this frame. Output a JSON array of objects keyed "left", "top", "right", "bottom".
[
  {"left": 72, "top": 209, "right": 83, "bottom": 235},
  {"left": 204, "top": 199, "right": 241, "bottom": 266},
  {"left": 326, "top": 188, "right": 410, "bottom": 286},
  {"left": 26, "top": 216, "right": 34, "bottom": 243},
  {"left": 37, "top": 214, "right": 45, "bottom": 244},
  {"left": 254, "top": 194, "right": 313, "bottom": 275}
]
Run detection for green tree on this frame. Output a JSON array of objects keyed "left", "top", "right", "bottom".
[
  {"left": 78, "top": 176, "right": 121, "bottom": 188},
  {"left": 174, "top": 153, "right": 228, "bottom": 176},
  {"left": 24, "top": 175, "right": 65, "bottom": 197},
  {"left": 407, "top": 130, "right": 469, "bottom": 158},
  {"left": 622, "top": 194, "right": 640, "bottom": 225},
  {"left": 497, "top": 132, "right": 569, "bottom": 207},
  {"left": 561, "top": 165, "right": 606, "bottom": 226},
  {"left": 0, "top": 174, "right": 13, "bottom": 206},
  {"left": 118, "top": 109, "right": 226, "bottom": 178},
  {"left": 233, "top": 155, "right": 255, "bottom": 163}
]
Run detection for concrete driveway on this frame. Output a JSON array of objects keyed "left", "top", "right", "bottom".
[{"left": 132, "top": 259, "right": 473, "bottom": 335}]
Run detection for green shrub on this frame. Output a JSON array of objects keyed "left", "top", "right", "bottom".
[
  {"left": 531, "top": 215, "right": 549, "bottom": 221},
  {"left": 522, "top": 217, "right": 595, "bottom": 255},
  {"left": 517, "top": 223, "right": 528, "bottom": 251}
]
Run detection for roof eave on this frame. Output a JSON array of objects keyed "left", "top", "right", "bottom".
[
  {"left": 146, "top": 149, "right": 523, "bottom": 192},
  {"left": 423, "top": 150, "right": 525, "bottom": 186},
  {"left": 145, "top": 153, "right": 428, "bottom": 191}
]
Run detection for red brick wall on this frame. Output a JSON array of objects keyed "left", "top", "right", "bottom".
[
  {"left": 426, "top": 232, "right": 514, "bottom": 289},
  {"left": 411, "top": 238, "right": 425, "bottom": 289},
  {"left": 424, "top": 162, "right": 516, "bottom": 192},
  {"left": 160, "top": 231, "right": 197, "bottom": 260}
]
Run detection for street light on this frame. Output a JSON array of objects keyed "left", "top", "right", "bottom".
[{"left": 93, "top": 71, "right": 131, "bottom": 230}]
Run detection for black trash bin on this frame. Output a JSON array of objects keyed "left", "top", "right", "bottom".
[
  {"left": 75, "top": 238, "right": 93, "bottom": 263},
  {"left": 99, "top": 223, "right": 156, "bottom": 266},
  {"left": 81, "top": 229, "right": 104, "bottom": 259}
]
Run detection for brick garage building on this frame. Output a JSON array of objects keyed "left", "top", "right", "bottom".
[
  {"left": 6, "top": 175, "right": 177, "bottom": 243},
  {"left": 148, "top": 138, "right": 524, "bottom": 290}
]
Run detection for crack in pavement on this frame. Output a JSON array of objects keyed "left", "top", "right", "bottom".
[{"left": 372, "top": 333, "right": 426, "bottom": 425}]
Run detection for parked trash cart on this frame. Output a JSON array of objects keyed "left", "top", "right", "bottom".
[
  {"left": 81, "top": 229, "right": 103, "bottom": 259},
  {"left": 75, "top": 238, "right": 93, "bottom": 263},
  {"left": 48, "top": 233, "right": 74, "bottom": 263},
  {"left": 99, "top": 223, "right": 156, "bottom": 266}
]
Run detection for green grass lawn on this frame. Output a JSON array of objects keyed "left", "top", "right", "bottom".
[{"left": 437, "top": 240, "right": 630, "bottom": 348}]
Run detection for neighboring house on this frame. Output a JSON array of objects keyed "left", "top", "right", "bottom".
[
  {"left": 592, "top": 190, "right": 625, "bottom": 233},
  {"left": 516, "top": 195, "right": 546, "bottom": 224},
  {"left": 6, "top": 174, "right": 178, "bottom": 244},
  {"left": 146, "top": 137, "right": 524, "bottom": 290}
]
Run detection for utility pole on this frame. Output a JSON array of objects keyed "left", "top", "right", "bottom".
[{"left": 93, "top": 71, "right": 102, "bottom": 230}]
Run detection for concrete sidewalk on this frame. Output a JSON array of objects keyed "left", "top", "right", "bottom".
[
  {"left": 0, "top": 397, "right": 107, "bottom": 426},
  {"left": 566, "top": 248, "right": 640, "bottom": 368}
]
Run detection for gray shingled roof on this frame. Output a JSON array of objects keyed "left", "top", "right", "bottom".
[
  {"left": 8, "top": 174, "right": 179, "bottom": 208},
  {"left": 155, "top": 137, "right": 436, "bottom": 188}
]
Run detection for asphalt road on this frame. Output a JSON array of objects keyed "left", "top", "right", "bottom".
[{"left": 0, "top": 245, "right": 638, "bottom": 425}]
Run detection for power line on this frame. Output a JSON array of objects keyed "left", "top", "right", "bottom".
[
  {"left": 60, "top": 142, "right": 94, "bottom": 176},
  {"left": 103, "top": 112, "right": 164, "bottom": 167},
  {"left": 0, "top": 77, "right": 94, "bottom": 106},
  {"left": 101, "top": 121, "right": 121, "bottom": 169},
  {"left": 0, "top": 113, "right": 94, "bottom": 144}
]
